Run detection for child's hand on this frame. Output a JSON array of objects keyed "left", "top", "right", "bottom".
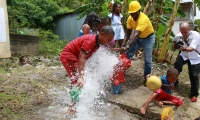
[
  {"left": 163, "top": 116, "right": 171, "bottom": 120},
  {"left": 146, "top": 74, "right": 151, "bottom": 80},
  {"left": 121, "top": 46, "right": 128, "bottom": 53},
  {"left": 111, "top": 48, "right": 121, "bottom": 51},
  {"left": 77, "top": 77, "right": 84, "bottom": 88}
]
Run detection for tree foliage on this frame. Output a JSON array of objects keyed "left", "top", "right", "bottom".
[
  {"left": 194, "top": 0, "right": 200, "bottom": 9},
  {"left": 53, "top": 0, "right": 88, "bottom": 9},
  {"left": 73, "top": 0, "right": 185, "bottom": 30},
  {"left": 7, "top": 0, "right": 71, "bottom": 32},
  {"left": 194, "top": 19, "right": 200, "bottom": 32},
  {"left": 73, "top": 0, "right": 108, "bottom": 20}
]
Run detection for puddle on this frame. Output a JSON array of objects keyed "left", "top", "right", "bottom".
[{"left": 38, "top": 87, "right": 72, "bottom": 120}]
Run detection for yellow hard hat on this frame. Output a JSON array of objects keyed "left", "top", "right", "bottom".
[
  {"left": 161, "top": 107, "right": 174, "bottom": 120},
  {"left": 146, "top": 75, "right": 162, "bottom": 91},
  {"left": 128, "top": 1, "right": 141, "bottom": 13}
]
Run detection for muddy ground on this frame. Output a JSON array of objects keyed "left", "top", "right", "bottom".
[{"left": 0, "top": 51, "right": 197, "bottom": 120}]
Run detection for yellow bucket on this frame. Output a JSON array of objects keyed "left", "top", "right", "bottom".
[
  {"left": 146, "top": 75, "right": 162, "bottom": 91},
  {"left": 161, "top": 107, "right": 174, "bottom": 120}
]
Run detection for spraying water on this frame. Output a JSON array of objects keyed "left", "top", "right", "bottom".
[
  {"left": 73, "top": 46, "right": 119, "bottom": 120},
  {"left": 38, "top": 46, "right": 119, "bottom": 120}
]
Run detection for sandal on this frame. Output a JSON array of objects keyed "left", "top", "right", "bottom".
[{"left": 191, "top": 96, "right": 197, "bottom": 102}]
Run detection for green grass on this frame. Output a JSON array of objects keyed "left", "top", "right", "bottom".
[
  {"left": 0, "top": 93, "right": 26, "bottom": 119},
  {"left": 0, "top": 68, "right": 7, "bottom": 75}
]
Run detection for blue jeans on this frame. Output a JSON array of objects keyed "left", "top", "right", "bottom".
[{"left": 126, "top": 34, "right": 155, "bottom": 80}]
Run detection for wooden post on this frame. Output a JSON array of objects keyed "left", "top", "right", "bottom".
[{"left": 0, "top": 0, "right": 11, "bottom": 58}]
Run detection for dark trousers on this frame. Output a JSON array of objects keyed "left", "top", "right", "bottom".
[{"left": 174, "top": 55, "right": 199, "bottom": 97}]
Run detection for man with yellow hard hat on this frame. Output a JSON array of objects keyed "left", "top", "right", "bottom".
[{"left": 122, "top": 1, "right": 155, "bottom": 85}]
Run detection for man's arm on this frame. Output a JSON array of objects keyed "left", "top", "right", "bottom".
[
  {"left": 182, "top": 35, "right": 200, "bottom": 52},
  {"left": 127, "top": 30, "right": 141, "bottom": 47},
  {"left": 180, "top": 46, "right": 194, "bottom": 52},
  {"left": 122, "top": 28, "right": 132, "bottom": 47}
]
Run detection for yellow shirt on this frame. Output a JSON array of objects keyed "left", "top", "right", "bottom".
[{"left": 127, "top": 12, "right": 154, "bottom": 38}]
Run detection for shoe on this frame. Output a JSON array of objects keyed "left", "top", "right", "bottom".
[{"left": 191, "top": 96, "right": 197, "bottom": 102}]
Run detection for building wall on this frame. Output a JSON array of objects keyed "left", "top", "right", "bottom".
[
  {"left": 10, "top": 34, "right": 39, "bottom": 56},
  {"left": 0, "top": 0, "right": 11, "bottom": 58},
  {"left": 172, "top": 2, "right": 194, "bottom": 35},
  {"left": 172, "top": 22, "right": 180, "bottom": 35},
  {"left": 53, "top": 13, "right": 86, "bottom": 41}
]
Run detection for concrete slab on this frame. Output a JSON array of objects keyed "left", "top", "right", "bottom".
[{"left": 107, "top": 86, "right": 183, "bottom": 119}]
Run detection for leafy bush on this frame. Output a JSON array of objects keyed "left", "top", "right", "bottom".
[
  {"left": 7, "top": 0, "right": 71, "bottom": 32},
  {"left": 38, "top": 29, "right": 68, "bottom": 56}
]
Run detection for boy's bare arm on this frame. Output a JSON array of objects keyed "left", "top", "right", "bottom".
[
  {"left": 77, "top": 49, "right": 88, "bottom": 87},
  {"left": 140, "top": 92, "right": 159, "bottom": 114}
]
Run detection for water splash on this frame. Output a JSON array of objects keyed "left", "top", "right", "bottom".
[
  {"left": 73, "top": 46, "right": 119, "bottom": 120},
  {"left": 38, "top": 46, "right": 119, "bottom": 120}
]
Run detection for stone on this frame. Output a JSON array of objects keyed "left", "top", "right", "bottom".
[
  {"left": 107, "top": 86, "right": 183, "bottom": 119},
  {"left": 22, "top": 64, "right": 34, "bottom": 71}
]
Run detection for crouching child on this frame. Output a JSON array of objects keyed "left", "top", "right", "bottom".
[{"left": 140, "top": 68, "right": 183, "bottom": 114}]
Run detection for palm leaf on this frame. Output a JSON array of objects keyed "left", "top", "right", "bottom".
[
  {"left": 73, "top": 4, "right": 91, "bottom": 13},
  {"left": 76, "top": 8, "right": 94, "bottom": 20}
]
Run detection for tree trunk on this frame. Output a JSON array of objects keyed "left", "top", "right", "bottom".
[
  {"left": 157, "top": 0, "right": 181, "bottom": 63},
  {"left": 122, "top": 0, "right": 128, "bottom": 31},
  {"left": 143, "top": 0, "right": 152, "bottom": 15},
  {"left": 153, "top": 0, "right": 164, "bottom": 30}
]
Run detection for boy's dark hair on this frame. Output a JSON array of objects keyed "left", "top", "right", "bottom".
[
  {"left": 167, "top": 68, "right": 179, "bottom": 76},
  {"left": 83, "top": 12, "right": 101, "bottom": 29},
  {"left": 100, "top": 25, "right": 115, "bottom": 35}
]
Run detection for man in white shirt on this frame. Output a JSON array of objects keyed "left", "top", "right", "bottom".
[{"left": 172, "top": 22, "right": 200, "bottom": 102}]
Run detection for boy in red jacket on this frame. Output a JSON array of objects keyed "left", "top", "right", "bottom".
[{"left": 60, "top": 25, "right": 114, "bottom": 113}]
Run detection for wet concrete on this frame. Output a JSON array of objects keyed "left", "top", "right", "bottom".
[
  {"left": 107, "top": 85, "right": 200, "bottom": 120},
  {"left": 107, "top": 86, "right": 180, "bottom": 119}
]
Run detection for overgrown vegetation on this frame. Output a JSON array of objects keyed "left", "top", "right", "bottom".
[
  {"left": 194, "top": 19, "right": 200, "bottom": 32},
  {"left": 7, "top": 0, "right": 71, "bottom": 31},
  {"left": 38, "top": 30, "right": 68, "bottom": 56},
  {"left": 0, "top": 93, "right": 25, "bottom": 119},
  {"left": 6, "top": 0, "right": 70, "bottom": 56}
]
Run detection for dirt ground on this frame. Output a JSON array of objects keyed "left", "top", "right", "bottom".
[{"left": 0, "top": 50, "right": 197, "bottom": 120}]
